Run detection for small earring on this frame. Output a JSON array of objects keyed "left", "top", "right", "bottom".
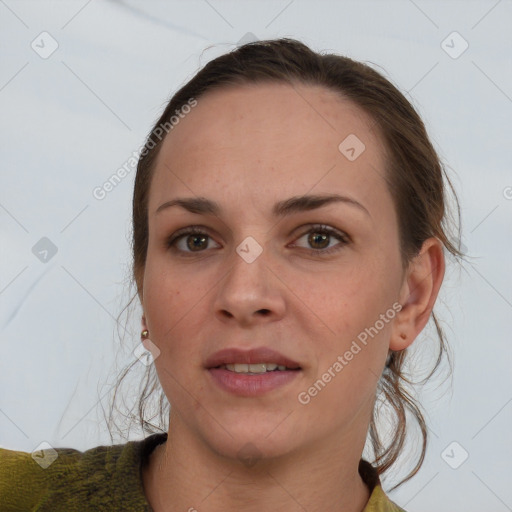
[{"left": 141, "top": 329, "right": 149, "bottom": 339}]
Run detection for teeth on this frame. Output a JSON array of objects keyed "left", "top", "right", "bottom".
[
  {"left": 224, "top": 363, "right": 287, "bottom": 373},
  {"left": 249, "top": 363, "right": 266, "bottom": 373}
]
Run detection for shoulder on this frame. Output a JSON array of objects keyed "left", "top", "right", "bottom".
[
  {"left": 359, "top": 460, "right": 407, "bottom": 512},
  {"left": 365, "top": 484, "right": 407, "bottom": 512},
  {"left": 0, "top": 433, "right": 167, "bottom": 512},
  {"left": 0, "top": 444, "right": 88, "bottom": 511}
]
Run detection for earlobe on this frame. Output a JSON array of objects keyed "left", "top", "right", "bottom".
[{"left": 390, "top": 237, "right": 445, "bottom": 351}]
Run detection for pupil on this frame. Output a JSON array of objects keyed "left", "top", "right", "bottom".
[
  {"left": 310, "top": 232, "right": 328, "bottom": 249},
  {"left": 187, "top": 235, "right": 207, "bottom": 251}
]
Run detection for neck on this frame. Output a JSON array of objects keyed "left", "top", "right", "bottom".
[{"left": 143, "top": 415, "right": 371, "bottom": 512}]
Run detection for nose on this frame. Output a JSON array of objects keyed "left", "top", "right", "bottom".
[{"left": 213, "top": 244, "right": 286, "bottom": 327}]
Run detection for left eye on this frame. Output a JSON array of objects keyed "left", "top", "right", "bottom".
[{"left": 291, "top": 224, "right": 349, "bottom": 256}]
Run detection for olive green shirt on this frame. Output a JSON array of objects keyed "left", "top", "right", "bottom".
[{"left": 0, "top": 432, "right": 406, "bottom": 511}]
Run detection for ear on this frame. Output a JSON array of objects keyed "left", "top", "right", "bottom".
[{"left": 390, "top": 237, "right": 445, "bottom": 351}]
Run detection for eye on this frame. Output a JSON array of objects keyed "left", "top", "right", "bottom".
[
  {"left": 291, "top": 224, "right": 350, "bottom": 256},
  {"left": 166, "top": 226, "right": 220, "bottom": 255},
  {"left": 166, "top": 224, "right": 350, "bottom": 257}
]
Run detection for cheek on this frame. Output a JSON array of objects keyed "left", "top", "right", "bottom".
[
  {"left": 294, "top": 255, "right": 399, "bottom": 394},
  {"left": 142, "top": 254, "right": 198, "bottom": 356},
  {"left": 142, "top": 261, "right": 205, "bottom": 410},
  {"left": 298, "top": 284, "right": 393, "bottom": 425},
  {"left": 296, "top": 257, "right": 397, "bottom": 336}
]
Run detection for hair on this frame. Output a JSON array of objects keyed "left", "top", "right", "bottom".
[{"left": 107, "top": 37, "right": 463, "bottom": 491}]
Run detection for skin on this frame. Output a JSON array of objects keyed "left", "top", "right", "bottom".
[{"left": 139, "top": 82, "right": 445, "bottom": 512}]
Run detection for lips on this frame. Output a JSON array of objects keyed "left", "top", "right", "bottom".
[
  {"left": 206, "top": 347, "right": 302, "bottom": 397},
  {"left": 205, "top": 347, "right": 301, "bottom": 370}
]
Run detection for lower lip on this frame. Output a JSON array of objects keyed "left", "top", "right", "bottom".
[{"left": 207, "top": 368, "right": 300, "bottom": 396}]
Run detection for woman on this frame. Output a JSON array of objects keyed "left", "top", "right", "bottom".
[{"left": 0, "top": 38, "right": 461, "bottom": 511}]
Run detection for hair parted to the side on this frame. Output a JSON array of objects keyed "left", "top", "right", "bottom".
[{"left": 106, "top": 37, "right": 463, "bottom": 490}]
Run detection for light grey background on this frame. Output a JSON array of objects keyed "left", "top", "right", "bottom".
[{"left": 1, "top": 1, "right": 511, "bottom": 511}]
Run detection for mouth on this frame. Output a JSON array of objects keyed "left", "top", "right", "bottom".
[
  {"left": 205, "top": 347, "right": 302, "bottom": 396},
  {"left": 217, "top": 363, "right": 301, "bottom": 374},
  {"left": 205, "top": 347, "right": 302, "bottom": 371}
]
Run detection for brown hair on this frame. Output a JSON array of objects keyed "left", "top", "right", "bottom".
[{"left": 108, "top": 37, "right": 462, "bottom": 490}]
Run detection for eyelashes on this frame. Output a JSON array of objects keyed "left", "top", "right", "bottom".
[{"left": 165, "top": 224, "right": 350, "bottom": 257}]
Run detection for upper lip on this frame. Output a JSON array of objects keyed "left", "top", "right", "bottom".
[{"left": 205, "top": 347, "right": 301, "bottom": 369}]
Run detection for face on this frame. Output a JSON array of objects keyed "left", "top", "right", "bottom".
[{"left": 141, "top": 82, "right": 406, "bottom": 461}]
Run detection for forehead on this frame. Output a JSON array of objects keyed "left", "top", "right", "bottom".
[{"left": 148, "top": 82, "right": 390, "bottom": 218}]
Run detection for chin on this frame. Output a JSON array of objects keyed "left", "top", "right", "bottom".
[{"left": 201, "top": 423, "right": 300, "bottom": 465}]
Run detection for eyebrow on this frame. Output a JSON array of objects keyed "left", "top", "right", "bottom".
[{"left": 155, "top": 193, "right": 370, "bottom": 218}]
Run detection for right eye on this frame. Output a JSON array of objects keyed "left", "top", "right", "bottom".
[{"left": 166, "top": 226, "right": 221, "bottom": 255}]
